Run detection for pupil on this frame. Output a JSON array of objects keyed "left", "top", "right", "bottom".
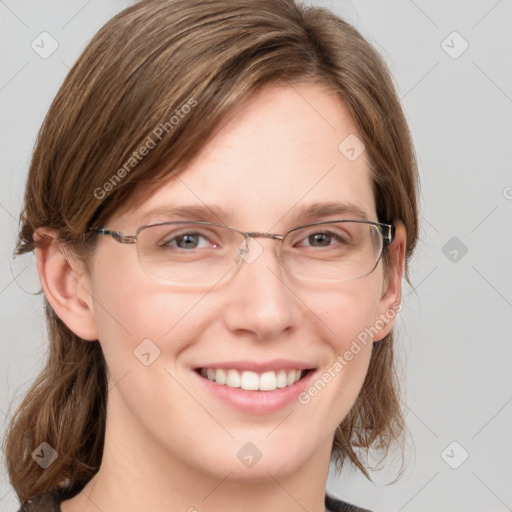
[
  {"left": 310, "top": 233, "right": 330, "bottom": 246},
  {"left": 177, "top": 234, "right": 198, "bottom": 249}
]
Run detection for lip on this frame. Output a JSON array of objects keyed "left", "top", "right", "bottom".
[{"left": 192, "top": 360, "right": 317, "bottom": 414}]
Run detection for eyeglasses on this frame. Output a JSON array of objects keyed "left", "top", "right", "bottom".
[{"left": 87, "top": 219, "right": 394, "bottom": 287}]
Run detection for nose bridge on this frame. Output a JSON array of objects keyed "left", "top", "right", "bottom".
[
  {"left": 233, "top": 230, "right": 284, "bottom": 267},
  {"left": 224, "top": 234, "right": 301, "bottom": 339}
]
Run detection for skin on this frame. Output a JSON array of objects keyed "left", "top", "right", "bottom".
[{"left": 36, "top": 83, "right": 406, "bottom": 512}]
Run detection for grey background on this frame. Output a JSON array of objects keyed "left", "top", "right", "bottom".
[{"left": 1, "top": 1, "right": 511, "bottom": 511}]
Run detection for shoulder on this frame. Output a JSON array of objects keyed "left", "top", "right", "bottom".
[
  {"left": 325, "top": 493, "right": 374, "bottom": 512},
  {"left": 16, "top": 491, "right": 61, "bottom": 512}
]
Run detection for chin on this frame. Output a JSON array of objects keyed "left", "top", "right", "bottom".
[{"left": 189, "top": 428, "right": 323, "bottom": 482}]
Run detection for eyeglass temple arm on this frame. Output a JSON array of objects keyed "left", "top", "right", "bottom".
[
  {"left": 88, "top": 228, "right": 136, "bottom": 244},
  {"left": 382, "top": 224, "right": 395, "bottom": 248}
]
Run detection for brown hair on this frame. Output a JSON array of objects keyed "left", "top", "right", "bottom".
[{"left": 4, "top": 0, "right": 419, "bottom": 503}]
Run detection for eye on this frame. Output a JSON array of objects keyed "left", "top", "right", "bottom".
[
  {"left": 305, "top": 232, "right": 333, "bottom": 247},
  {"left": 295, "top": 229, "right": 350, "bottom": 248},
  {"left": 161, "top": 231, "right": 216, "bottom": 250}
]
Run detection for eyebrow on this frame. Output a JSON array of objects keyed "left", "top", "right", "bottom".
[
  {"left": 139, "top": 201, "right": 369, "bottom": 226},
  {"left": 292, "top": 202, "right": 369, "bottom": 221},
  {"left": 139, "top": 204, "right": 233, "bottom": 224}
]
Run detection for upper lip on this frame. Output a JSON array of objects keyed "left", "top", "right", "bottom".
[{"left": 194, "top": 359, "right": 316, "bottom": 372}]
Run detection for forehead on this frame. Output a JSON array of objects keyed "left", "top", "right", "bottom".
[{"left": 118, "top": 83, "right": 376, "bottom": 229}]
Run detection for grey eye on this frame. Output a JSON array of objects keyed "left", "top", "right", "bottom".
[
  {"left": 307, "top": 232, "right": 332, "bottom": 247},
  {"left": 162, "top": 232, "right": 211, "bottom": 250}
]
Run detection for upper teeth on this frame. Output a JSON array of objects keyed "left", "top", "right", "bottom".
[{"left": 199, "top": 368, "right": 304, "bottom": 391}]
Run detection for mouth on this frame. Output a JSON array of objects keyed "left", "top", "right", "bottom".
[
  {"left": 192, "top": 360, "right": 318, "bottom": 413},
  {"left": 195, "top": 367, "right": 313, "bottom": 392}
]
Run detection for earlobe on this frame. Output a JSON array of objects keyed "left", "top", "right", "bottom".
[
  {"left": 34, "top": 228, "right": 98, "bottom": 341},
  {"left": 373, "top": 220, "right": 406, "bottom": 342}
]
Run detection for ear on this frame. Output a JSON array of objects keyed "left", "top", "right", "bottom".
[
  {"left": 373, "top": 220, "right": 406, "bottom": 342},
  {"left": 34, "top": 227, "right": 98, "bottom": 341}
]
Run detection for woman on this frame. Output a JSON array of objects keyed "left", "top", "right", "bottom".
[{"left": 4, "top": 0, "right": 419, "bottom": 511}]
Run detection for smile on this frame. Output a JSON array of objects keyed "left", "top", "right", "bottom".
[{"left": 197, "top": 368, "right": 309, "bottom": 391}]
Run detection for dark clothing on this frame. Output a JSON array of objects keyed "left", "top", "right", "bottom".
[
  {"left": 17, "top": 491, "right": 373, "bottom": 511},
  {"left": 325, "top": 493, "right": 373, "bottom": 512}
]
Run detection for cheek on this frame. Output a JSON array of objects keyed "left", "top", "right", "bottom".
[
  {"left": 307, "top": 275, "right": 383, "bottom": 352},
  {"left": 88, "top": 258, "right": 208, "bottom": 379},
  {"left": 296, "top": 279, "right": 382, "bottom": 424}
]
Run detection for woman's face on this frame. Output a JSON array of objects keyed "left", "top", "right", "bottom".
[{"left": 77, "top": 83, "right": 402, "bottom": 483}]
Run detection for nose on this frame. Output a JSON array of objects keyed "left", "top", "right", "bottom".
[{"left": 221, "top": 237, "right": 303, "bottom": 341}]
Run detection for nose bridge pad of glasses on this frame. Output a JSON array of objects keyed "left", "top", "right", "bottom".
[{"left": 235, "top": 234, "right": 265, "bottom": 264}]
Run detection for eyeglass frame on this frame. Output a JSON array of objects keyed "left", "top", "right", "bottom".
[
  {"left": 88, "top": 218, "right": 394, "bottom": 244},
  {"left": 87, "top": 218, "right": 395, "bottom": 280}
]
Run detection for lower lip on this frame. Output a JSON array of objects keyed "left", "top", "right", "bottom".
[{"left": 193, "top": 370, "right": 316, "bottom": 414}]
